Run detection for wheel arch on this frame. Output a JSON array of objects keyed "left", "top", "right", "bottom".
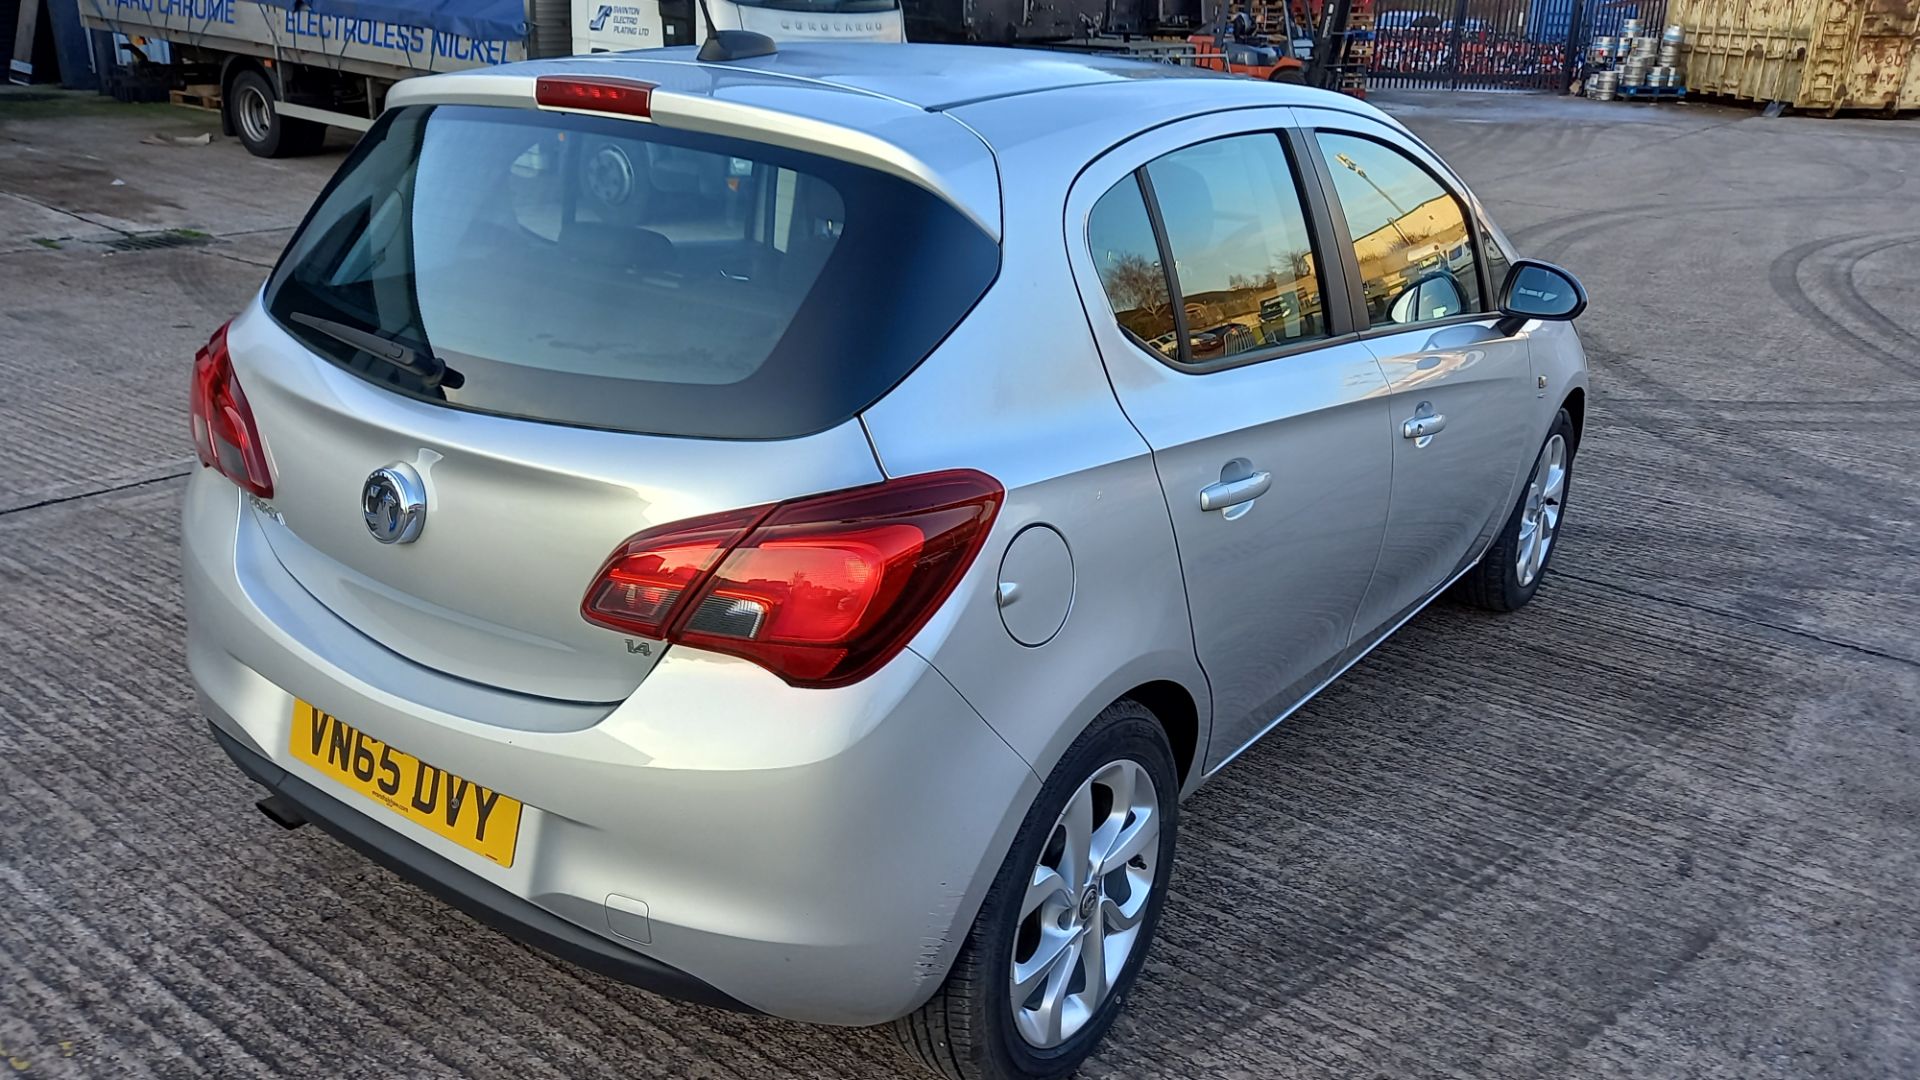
[
  {"left": 1123, "top": 679, "right": 1200, "bottom": 789},
  {"left": 219, "top": 55, "right": 274, "bottom": 100},
  {"left": 1561, "top": 386, "right": 1586, "bottom": 455}
]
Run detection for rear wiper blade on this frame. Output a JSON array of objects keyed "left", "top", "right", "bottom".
[{"left": 289, "top": 312, "right": 465, "bottom": 389}]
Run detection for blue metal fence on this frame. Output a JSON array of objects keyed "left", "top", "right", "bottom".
[{"left": 1369, "top": 0, "right": 1668, "bottom": 90}]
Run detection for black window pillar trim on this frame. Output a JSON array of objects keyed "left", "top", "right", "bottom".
[
  {"left": 1282, "top": 126, "right": 1361, "bottom": 340},
  {"left": 1291, "top": 126, "right": 1374, "bottom": 335},
  {"left": 1472, "top": 215, "right": 1505, "bottom": 312},
  {"left": 1134, "top": 166, "right": 1193, "bottom": 366}
]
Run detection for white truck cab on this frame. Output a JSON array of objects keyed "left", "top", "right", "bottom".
[
  {"left": 81, "top": 0, "right": 902, "bottom": 159},
  {"left": 574, "top": 0, "right": 904, "bottom": 53}
]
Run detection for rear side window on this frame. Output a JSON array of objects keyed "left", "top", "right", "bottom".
[
  {"left": 1146, "top": 134, "right": 1329, "bottom": 361},
  {"left": 1086, "top": 133, "right": 1329, "bottom": 369},
  {"left": 1088, "top": 178, "right": 1181, "bottom": 363},
  {"left": 267, "top": 105, "right": 999, "bottom": 440},
  {"left": 1315, "top": 132, "right": 1483, "bottom": 330}
]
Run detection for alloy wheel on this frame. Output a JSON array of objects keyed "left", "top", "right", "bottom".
[
  {"left": 1009, "top": 758, "right": 1159, "bottom": 1049},
  {"left": 1516, "top": 433, "right": 1568, "bottom": 588}
]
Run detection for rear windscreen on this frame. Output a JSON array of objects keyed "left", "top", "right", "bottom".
[{"left": 265, "top": 105, "right": 999, "bottom": 439}]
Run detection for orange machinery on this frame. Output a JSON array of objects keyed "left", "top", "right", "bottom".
[
  {"left": 1186, "top": 0, "right": 1372, "bottom": 95},
  {"left": 1187, "top": 10, "right": 1308, "bottom": 82}
]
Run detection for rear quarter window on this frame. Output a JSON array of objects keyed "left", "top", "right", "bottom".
[{"left": 266, "top": 105, "right": 999, "bottom": 440}]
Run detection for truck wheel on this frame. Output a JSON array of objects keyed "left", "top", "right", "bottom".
[
  {"left": 1270, "top": 67, "right": 1307, "bottom": 85},
  {"left": 227, "top": 69, "right": 325, "bottom": 158}
]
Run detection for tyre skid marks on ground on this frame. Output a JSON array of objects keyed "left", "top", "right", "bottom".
[
  {"left": 1594, "top": 398, "right": 1920, "bottom": 420},
  {"left": 1532, "top": 922, "right": 1725, "bottom": 1074},
  {"left": 1768, "top": 231, "right": 1920, "bottom": 380},
  {"left": 1584, "top": 346, "right": 1920, "bottom": 540},
  {"left": 1157, "top": 753, "right": 1716, "bottom": 1068},
  {"left": 1501, "top": 191, "right": 1915, "bottom": 263},
  {"left": 1558, "top": 570, "right": 1919, "bottom": 669}
]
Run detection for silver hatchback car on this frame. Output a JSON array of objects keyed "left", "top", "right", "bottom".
[{"left": 183, "top": 42, "right": 1589, "bottom": 1080}]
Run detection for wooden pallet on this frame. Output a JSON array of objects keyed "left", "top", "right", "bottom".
[{"left": 169, "top": 84, "right": 221, "bottom": 112}]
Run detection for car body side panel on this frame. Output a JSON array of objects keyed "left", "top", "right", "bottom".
[
  {"left": 1049, "top": 106, "right": 1397, "bottom": 773},
  {"left": 1293, "top": 106, "right": 1555, "bottom": 637},
  {"left": 865, "top": 157, "right": 1211, "bottom": 797},
  {"left": 1531, "top": 319, "right": 1592, "bottom": 436},
  {"left": 1353, "top": 317, "right": 1538, "bottom": 634}
]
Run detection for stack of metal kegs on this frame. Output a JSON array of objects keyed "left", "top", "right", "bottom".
[
  {"left": 1621, "top": 35, "right": 1656, "bottom": 88},
  {"left": 1584, "top": 21, "right": 1686, "bottom": 100},
  {"left": 1655, "top": 24, "right": 1686, "bottom": 86},
  {"left": 1585, "top": 35, "right": 1617, "bottom": 98}
]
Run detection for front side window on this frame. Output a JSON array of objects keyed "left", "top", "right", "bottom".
[
  {"left": 1147, "top": 134, "right": 1329, "bottom": 362},
  {"left": 1316, "top": 132, "right": 1483, "bottom": 330}
]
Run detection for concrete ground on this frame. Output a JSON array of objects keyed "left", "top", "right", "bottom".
[{"left": 1, "top": 85, "right": 1915, "bottom": 1079}]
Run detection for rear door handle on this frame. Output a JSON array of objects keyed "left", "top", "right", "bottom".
[
  {"left": 1199, "top": 471, "right": 1272, "bottom": 512},
  {"left": 1403, "top": 413, "right": 1447, "bottom": 440}
]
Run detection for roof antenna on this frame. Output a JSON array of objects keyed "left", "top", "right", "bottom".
[{"left": 695, "top": 0, "right": 778, "bottom": 62}]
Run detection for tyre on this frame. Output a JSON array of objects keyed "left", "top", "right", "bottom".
[
  {"left": 894, "top": 700, "right": 1179, "bottom": 1080},
  {"left": 227, "top": 69, "right": 326, "bottom": 158},
  {"left": 1269, "top": 66, "right": 1307, "bottom": 84},
  {"left": 1457, "top": 408, "right": 1575, "bottom": 612}
]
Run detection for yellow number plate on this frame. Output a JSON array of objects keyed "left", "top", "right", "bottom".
[{"left": 290, "top": 700, "right": 523, "bottom": 867}]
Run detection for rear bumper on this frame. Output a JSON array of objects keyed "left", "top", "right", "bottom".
[
  {"left": 182, "top": 470, "right": 1042, "bottom": 1024},
  {"left": 206, "top": 720, "right": 754, "bottom": 1013}
]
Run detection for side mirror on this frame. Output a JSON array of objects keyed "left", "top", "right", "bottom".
[
  {"left": 1387, "top": 268, "right": 1467, "bottom": 326},
  {"left": 1496, "top": 259, "right": 1586, "bottom": 334}
]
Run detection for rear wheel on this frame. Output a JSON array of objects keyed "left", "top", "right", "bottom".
[
  {"left": 227, "top": 69, "right": 325, "bottom": 158},
  {"left": 894, "top": 700, "right": 1178, "bottom": 1080},
  {"left": 1270, "top": 66, "right": 1307, "bottom": 84},
  {"left": 1457, "top": 409, "right": 1575, "bottom": 611}
]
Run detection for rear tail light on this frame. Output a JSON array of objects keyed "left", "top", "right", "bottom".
[
  {"left": 190, "top": 321, "right": 273, "bottom": 498},
  {"left": 582, "top": 471, "right": 1002, "bottom": 689}
]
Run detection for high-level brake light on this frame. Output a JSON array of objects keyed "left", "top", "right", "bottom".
[{"left": 535, "top": 76, "right": 655, "bottom": 119}]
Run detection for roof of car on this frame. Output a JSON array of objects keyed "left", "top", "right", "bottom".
[
  {"left": 618, "top": 42, "right": 1241, "bottom": 111},
  {"left": 386, "top": 44, "right": 1395, "bottom": 240},
  {"left": 441, "top": 42, "right": 1346, "bottom": 115}
]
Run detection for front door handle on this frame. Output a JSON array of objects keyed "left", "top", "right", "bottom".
[
  {"left": 1199, "top": 471, "right": 1272, "bottom": 512},
  {"left": 1403, "top": 412, "right": 1448, "bottom": 440}
]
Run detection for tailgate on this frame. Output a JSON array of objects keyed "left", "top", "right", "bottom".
[{"left": 226, "top": 306, "right": 883, "bottom": 703}]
